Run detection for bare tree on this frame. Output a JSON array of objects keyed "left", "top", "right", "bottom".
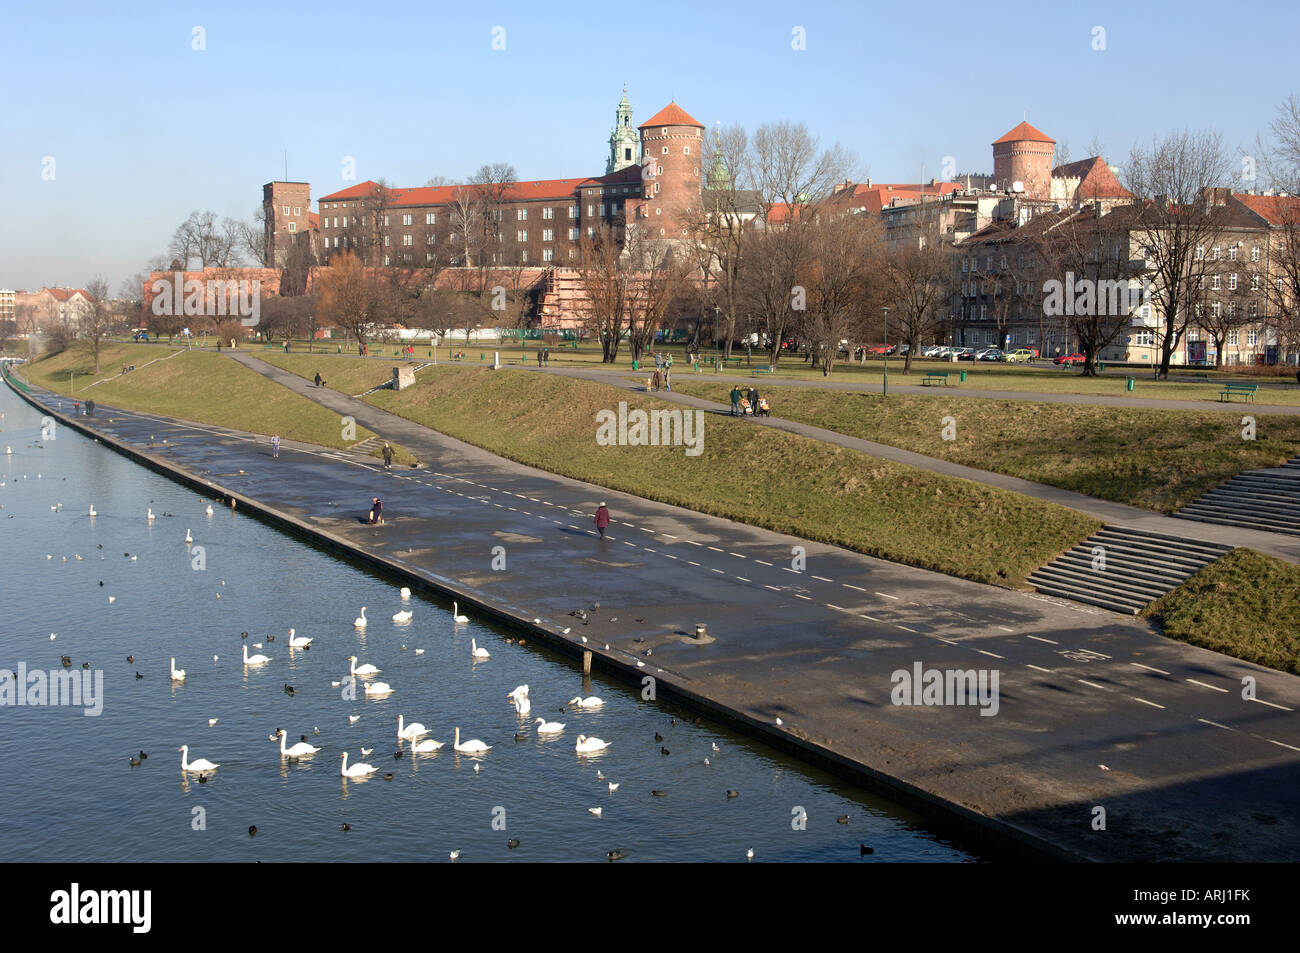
[
  {"left": 242, "top": 205, "right": 270, "bottom": 265},
  {"left": 750, "top": 121, "right": 855, "bottom": 222},
  {"left": 316, "top": 251, "right": 390, "bottom": 349},
  {"left": 81, "top": 277, "right": 115, "bottom": 372},
  {"left": 876, "top": 216, "right": 953, "bottom": 373},
  {"left": 800, "top": 212, "right": 879, "bottom": 375},
  {"left": 737, "top": 219, "right": 812, "bottom": 366},
  {"left": 168, "top": 211, "right": 245, "bottom": 269}
]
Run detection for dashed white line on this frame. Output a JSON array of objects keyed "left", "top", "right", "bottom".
[
  {"left": 1267, "top": 738, "right": 1300, "bottom": 753},
  {"left": 754, "top": 560, "right": 773, "bottom": 567},
  {"left": 1132, "top": 697, "right": 1166, "bottom": 709},
  {"left": 860, "top": 614, "right": 880, "bottom": 622},
  {"left": 1249, "top": 697, "right": 1294, "bottom": 712},
  {"left": 707, "top": 546, "right": 724, "bottom": 553},
  {"left": 686, "top": 540, "right": 703, "bottom": 547},
  {"left": 664, "top": 554, "right": 678, "bottom": 560},
  {"left": 977, "top": 650, "right": 1005, "bottom": 659},
  {"left": 1130, "top": 662, "right": 1171, "bottom": 676},
  {"left": 1186, "top": 678, "right": 1229, "bottom": 693},
  {"left": 711, "top": 568, "right": 726, "bottom": 575},
  {"left": 1027, "top": 664, "right": 1054, "bottom": 674},
  {"left": 735, "top": 576, "right": 750, "bottom": 583},
  {"left": 897, "top": 624, "right": 918, "bottom": 633},
  {"left": 728, "top": 552, "right": 746, "bottom": 559},
  {"left": 794, "top": 593, "right": 812, "bottom": 600},
  {"left": 842, "top": 584, "right": 866, "bottom": 592},
  {"left": 1026, "top": 636, "right": 1058, "bottom": 645},
  {"left": 662, "top": 534, "right": 678, "bottom": 540},
  {"left": 996, "top": 625, "right": 1015, "bottom": 633},
  {"left": 1076, "top": 679, "right": 1107, "bottom": 691},
  {"left": 765, "top": 585, "right": 781, "bottom": 592},
  {"left": 875, "top": 592, "right": 900, "bottom": 601},
  {"left": 826, "top": 604, "right": 850, "bottom": 612},
  {"left": 688, "top": 561, "right": 701, "bottom": 567},
  {"left": 643, "top": 547, "right": 656, "bottom": 553},
  {"left": 1198, "top": 718, "right": 1235, "bottom": 731},
  {"left": 783, "top": 567, "right": 801, "bottom": 574},
  {"left": 935, "top": 637, "right": 958, "bottom": 646},
  {"left": 812, "top": 575, "right": 832, "bottom": 582}
]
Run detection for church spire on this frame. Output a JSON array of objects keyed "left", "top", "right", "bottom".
[{"left": 607, "top": 88, "right": 637, "bottom": 174}]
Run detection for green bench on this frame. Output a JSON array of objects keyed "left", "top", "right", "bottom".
[
  {"left": 724, "top": 357, "right": 743, "bottom": 366},
  {"left": 922, "top": 371, "right": 950, "bottom": 386},
  {"left": 1219, "top": 382, "right": 1259, "bottom": 402},
  {"left": 753, "top": 365, "right": 772, "bottom": 375}
]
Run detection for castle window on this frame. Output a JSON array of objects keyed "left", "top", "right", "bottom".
[
  {"left": 569, "top": 206, "right": 578, "bottom": 218},
  {"left": 288, "top": 222, "right": 296, "bottom": 232},
  {"left": 383, "top": 215, "right": 390, "bottom": 226},
  {"left": 294, "top": 207, "right": 301, "bottom": 216},
  {"left": 655, "top": 208, "right": 661, "bottom": 215},
  {"left": 1228, "top": 245, "right": 1238, "bottom": 261},
  {"left": 661, "top": 128, "right": 667, "bottom": 135},
  {"left": 384, "top": 255, "right": 390, "bottom": 265},
  {"left": 520, "top": 250, "right": 528, "bottom": 263},
  {"left": 543, "top": 229, "right": 553, "bottom": 242},
  {"left": 625, "top": 148, "right": 632, "bottom": 160},
  {"left": 587, "top": 204, "right": 594, "bottom": 216},
  {"left": 283, "top": 206, "right": 289, "bottom": 215},
  {"left": 683, "top": 146, "right": 689, "bottom": 155},
  {"left": 402, "top": 234, "right": 412, "bottom": 246},
  {"left": 662, "top": 147, "right": 669, "bottom": 155},
  {"left": 1229, "top": 273, "right": 1237, "bottom": 290},
  {"left": 569, "top": 227, "right": 579, "bottom": 240},
  {"left": 657, "top": 166, "right": 663, "bottom": 175},
  {"left": 426, "top": 212, "right": 435, "bottom": 225},
  {"left": 543, "top": 207, "right": 554, "bottom": 219},
  {"left": 1251, "top": 246, "right": 1261, "bottom": 262},
  {"left": 517, "top": 230, "right": 527, "bottom": 242},
  {"left": 384, "top": 236, "right": 390, "bottom": 246}
]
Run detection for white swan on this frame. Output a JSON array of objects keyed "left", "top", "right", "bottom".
[
  {"left": 276, "top": 729, "right": 321, "bottom": 757},
  {"left": 364, "top": 681, "right": 393, "bottom": 696},
  {"left": 507, "top": 685, "right": 530, "bottom": 714},
  {"left": 452, "top": 602, "right": 468, "bottom": 624},
  {"left": 349, "top": 655, "right": 379, "bottom": 676},
  {"left": 453, "top": 727, "right": 490, "bottom": 754},
  {"left": 353, "top": 606, "right": 368, "bottom": 628},
  {"left": 575, "top": 735, "right": 611, "bottom": 754},
  {"left": 535, "top": 717, "right": 565, "bottom": 735},
  {"left": 178, "top": 745, "right": 219, "bottom": 772},
  {"left": 205, "top": 504, "right": 213, "bottom": 516},
  {"left": 470, "top": 638, "right": 490, "bottom": 660},
  {"left": 147, "top": 508, "right": 155, "bottom": 521},
  {"left": 392, "top": 609, "right": 413, "bottom": 623},
  {"left": 184, "top": 528, "right": 192, "bottom": 543},
  {"left": 288, "top": 628, "right": 311, "bottom": 647},
  {"left": 411, "top": 736, "right": 444, "bottom": 753},
  {"left": 340, "top": 752, "right": 377, "bottom": 778},
  {"left": 400, "top": 587, "right": 411, "bottom": 600},
  {"left": 569, "top": 696, "right": 604, "bottom": 709},
  {"left": 170, "top": 657, "right": 186, "bottom": 681},
  {"left": 242, "top": 644, "right": 271, "bottom": 666},
  {"left": 88, "top": 505, "right": 97, "bottom": 517},
  {"left": 397, "top": 714, "right": 428, "bottom": 740}
]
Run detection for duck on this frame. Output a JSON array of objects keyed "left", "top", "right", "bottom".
[
  {"left": 507, "top": 838, "right": 520, "bottom": 849},
  {"left": 129, "top": 755, "right": 142, "bottom": 767},
  {"left": 453, "top": 727, "right": 490, "bottom": 754},
  {"left": 568, "top": 696, "right": 604, "bottom": 709},
  {"left": 392, "top": 609, "right": 413, "bottom": 623},
  {"left": 606, "top": 849, "right": 625, "bottom": 861},
  {"left": 364, "top": 681, "right": 394, "bottom": 696},
  {"left": 726, "top": 790, "right": 740, "bottom": 799},
  {"left": 400, "top": 587, "right": 411, "bottom": 600},
  {"left": 288, "top": 629, "right": 311, "bottom": 647},
  {"left": 575, "top": 735, "right": 611, "bottom": 754},
  {"left": 397, "top": 714, "right": 428, "bottom": 740},
  {"left": 534, "top": 717, "right": 565, "bottom": 735},
  {"left": 470, "top": 638, "right": 490, "bottom": 660},
  {"left": 178, "top": 745, "right": 219, "bottom": 773},
  {"left": 411, "top": 736, "right": 444, "bottom": 753},
  {"left": 170, "top": 658, "right": 185, "bottom": 681},
  {"left": 452, "top": 602, "right": 469, "bottom": 623},
  {"left": 353, "top": 607, "right": 368, "bottom": 628},
  {"left": 241, "top": 644, "right": 271, "bottom": 666},
  {"left": 276, "top": 729, "right": 321, "bottom": 758},
  {"left": 348, "top": 656, "right": 379, "bottom": 676},
  {"left": 339, "top": 752, "right": 377, "bottom": 778}
]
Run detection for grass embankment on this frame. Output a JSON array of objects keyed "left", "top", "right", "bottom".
[
  {"left": 256, "top": 351, "right": 402, "bottom": 397},
  {"left": 1143, "top": 549, "right": 1300, "bottom": 675},
  {"left": 350, "top": 364, "right": 1099, "bottom": 587},
  {"left": 15, "top": 342, "right": 415, "bottom": 461},
  {"left": 673, "top": 382, "right": 1300, "bottom": 513}
]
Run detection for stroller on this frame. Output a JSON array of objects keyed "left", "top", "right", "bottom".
[
  {"left": 755, "top": 397, "right": 771, "bottom": 417},
  {"left": 738, "top": 397, "right": 753, "bottom": 416}
]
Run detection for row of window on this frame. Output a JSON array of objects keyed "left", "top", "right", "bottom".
[
  {"left": 1196, "top": 244, "right": 1271, "bottom": 262},
  {"left": 372, "top": 248, "right": 571, "bottom": 266}
]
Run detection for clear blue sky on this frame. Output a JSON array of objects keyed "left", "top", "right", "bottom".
[{"left": 2, "top": 0, "right": 1296, "bottom": 292}]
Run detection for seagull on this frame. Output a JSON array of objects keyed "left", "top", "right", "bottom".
[
  {"left": 608, "top": 782, "right": 619, "bottom": 792},
  {"left": 588, "top": 807, "right": 602, "bottom": 817},
  {"left": 348, "top": 715, "right": 360, "bottom": 724}
]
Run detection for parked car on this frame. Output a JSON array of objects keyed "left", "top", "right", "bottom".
[
  {"left": 975, "top": 347, "right": 1005, "bottom": 362},
  {"left": 1005, "top": 348, "right": 1035, "bottom": 363},
  {"left": 1053, "top": 352, "right": 1085, "bottom": 366},
  {"left": 921, "top": 345, "right": 944, "bottom": 358},
  {"left": 955, "top": 347, "right": 977, "bottom": 361}
]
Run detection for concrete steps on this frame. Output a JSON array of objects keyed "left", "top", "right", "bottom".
[
  {"left": 1028, "top": 526, "right": 1231, "bottom": 614},
  {"left": 1173, "top": 458, "right": 1300, "bottom": 537}
]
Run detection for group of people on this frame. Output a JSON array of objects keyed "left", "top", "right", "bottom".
[
  {"left": 729, "top": 385, "right": 769, "bottom": 417},
  {"left": 535, "top": 347, "right": 551, "bottom": 367},
  {"left": 648, "top": 351, "right": 674, "bottom": 392},
  {"left": 71, "top": 399, "right": 96, "bottom": 417}
]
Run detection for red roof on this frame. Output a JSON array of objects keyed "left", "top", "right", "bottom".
[
  {"left": 639, "top": 102, "right": 703, "bottom": 129},
  {"left": 993, "top": 121, "right": 1055, "bottom": 145},
  {"left": 1052, "top": 157, "right": 1133, "bottom": 200},
  {"left": 1234, "top": 192, "right": 1300, "bottom": 225},
  {"left": 318, "top": 176, "right": 623, "bottom": 207},
  {"left": 45, "top": 287, "right": 89, "bottom": 301}
]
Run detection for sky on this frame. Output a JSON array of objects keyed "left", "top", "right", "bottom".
[{"left": 2, "top": 0, "right": 1298, "bottom": 293}]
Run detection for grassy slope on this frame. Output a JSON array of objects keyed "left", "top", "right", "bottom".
[
  {"left": 673, "top": 381, "right": 1300, "bottom": 513},
  {"left": 356, "top": 365, "right": 1100, "bottom": 587},
  {"left": 1143, "top": 549, "right": 1300, "bottom": 675}
]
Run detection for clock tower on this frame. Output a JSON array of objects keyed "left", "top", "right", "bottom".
[{"left": 607, "top": 88, "right": 638, "bottom": 174}]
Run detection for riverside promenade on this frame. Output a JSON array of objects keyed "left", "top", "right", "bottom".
[{"left": 7, "top": 360, "right": 1300, "bottom": 862}]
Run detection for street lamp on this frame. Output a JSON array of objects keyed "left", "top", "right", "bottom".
[{"left": 881, "top": 307, "right": 890, "bottom": 397}]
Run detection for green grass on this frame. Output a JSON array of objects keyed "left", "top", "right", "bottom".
[
  {"left": 256, "top": 351, "right": 403, "bottom": 397},
  {"left": 356, "top": 364, "right": 1101, "bottom": 587},
  {"left": 17, "top": 342, "right": 398, "bottom": 456},
  {"left": 672, "top": 381, "right": 1300, "bottom": 513},
  {"left": 1143, "top": 549, "right": 1300, "bottom": 675}
]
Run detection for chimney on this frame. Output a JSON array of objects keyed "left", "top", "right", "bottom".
[{"left": 866, "top": 178, "right": 872, "bottom": 188}]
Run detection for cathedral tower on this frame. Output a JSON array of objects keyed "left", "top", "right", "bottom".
[{"left": 607, "top": 88, "right": 638, "bottom": 174}]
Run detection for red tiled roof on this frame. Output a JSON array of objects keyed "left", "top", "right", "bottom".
[
  {"left": 993, "top": 121, "right": 1055, "bottom": 145},
  {"left": 45, "top": 287, "right": 89, "bottom": 301},
  {"left": 639, "top": 102, "right": 703, "bottom": 129},
  {"left": 318, "top": 176, "right": 619, "bottom": 207},
  {"left": 1234, "top": 192, "right": 1300, "bottom": 225},
  {"left": 1052, "top": 157, "right": 1133, "bottom": 200}
]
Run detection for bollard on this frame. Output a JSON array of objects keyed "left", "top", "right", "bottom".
[
  {"left": 695, "top": 623, "right": 708, "bottom": 639},
  {"left": 582, "top": 649, "right": 592, "bottom": 675},
  {"left": 1125, "top": 377, "right": 1135, "bottom": 392}
]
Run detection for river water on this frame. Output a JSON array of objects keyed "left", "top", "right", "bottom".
[{"left": 0, "top": 382, "right": 980, "bottom": 862}]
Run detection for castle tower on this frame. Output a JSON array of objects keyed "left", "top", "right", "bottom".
[
  {"left": 636, "top": 102, "right": 703, "bottom": 238},
  {"left": 262, "top": 181, "right": 311, "bottom": 267},
  {"left": 607, "top": 88, "right": 638, "bottom": 174},
  {"left": 992, "top": 121, "right": 1055, "bottom": 200}
]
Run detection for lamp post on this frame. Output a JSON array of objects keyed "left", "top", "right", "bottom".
[{"left": 881, "top": 307, "right": 890, "bottom": 397}]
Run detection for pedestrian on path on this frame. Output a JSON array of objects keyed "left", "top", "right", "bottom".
[
  {"left": 594, "top": 502, "right": 610, "bottom": 539},
  {"left": 537, "top": 349, "right": 543, "bottom": 367},
  {"left": 85, "top": 400, "right": 94, "bottom": 418},
  {"left": 651, "top": 368, "right": 662, "bottom": 392},
  {"left": 663, "top": 366, "right": 671, "bottom": 391},
  {"left": 543, "top": 347, "right": 549, "bottom": 366},
  {"left": 284, "top": 340, "right": 290, "bottom": 353},
  {"left": 314, "top": 372, "right": 323, "bottom": 387},
  {"left": 730, "top": 385, "right": 742, "bottom": 416},
  {"left": 369, "top": 497, "right": 383, "bottom": 524},
  {"left": 271, "top": 434, "right": 280, "bottom": 459},
  {"left": 382, "top": 442, "right": 393, "bottom": 468},
  {"left": 74, "top": 400, "right": 81, "bottom": 416}
]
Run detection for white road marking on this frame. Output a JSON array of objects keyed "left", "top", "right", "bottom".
[
  {"left": 935, "top": 637, "right": 958, "bottom": 646},
  {"left": 997, "top": 625, "right": 1015, "bottom": 632},
  {"left": 662, "top": 534, "right": 678, "bottom": 539},
  {"left": 736, "top": 576, "right": 751, "bottom": 583},
  {"left": 664, "top": 554, "right": 678, "bottom": 560},
  {"left": 1198, "top": 718, "right": 1235, "bottom": 731},
  {"left": 1027, "top": 664, "right": 1054, "bottom": 673},
  {"left": 1186, "top": 678, "right": 1229, "bottom": 693},
  {"left": 754, "top": 560, "right": 773, "bottom": 566},
  {"left": 860, "top": 614, "right": 880, "bottom": 622},
  {"left": 1026, "top": 636, "right": 1058, "bottom": 645},
  {"left": 826, "top": 604, "right": 850, "bottom": 612},
  {"left": 812, "top": 575, "right": 832, "bottom": 582},
  {"left": 688, "top": 561, "right": 701, "bottom": 567},
  {"left": 842, "top": 584, "right": 866, "bottom": 592},
  {"left": 707, "top": 546, "right": 724, "bottom": 552},
  {"left": 1249, "top": 697, "right": 1295, "bottom": 712},
  {"left": 728, "top": 552, "right": 746, "bottom": 559},
  {"left": 686, "top": 540, "right": 703, "bottom": 547},
  {"left": 1132, "top": 697, "right": 1165, "bottom": 709},
  {"left": 783, "top": 567, "right": 801, "bottom": 574},
  {"left": 1267, "top": 738, "right": 1300, "bottom": 753},
  {"left": 897, "top": 624, "right": 918, "bottom": 633},
  {"left": 1130, "top": 662, "right": 1171, "bottom": 676},
  {"left": 795, "top": 594, "right": 811, "bottom": 600},
  {"left": 977, "top": 650, "right": 1004, "bottom": 659},
  {"left": 875, "top": 592, "right": 900, "bottom": 601},
  {"left": 712, "top": 568, "right": 726, "bottom": 575},
  {"left": 764, "top": 585, "right": 781, "bottom": 592}
]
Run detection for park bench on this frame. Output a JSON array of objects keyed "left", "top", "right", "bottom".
[
  {"left": 753, "top": 365, "right": 772, "bottom": 375},
  {"left": 724, "top": 357, "right": 743, "bottom": 366},
  {"left": 922, "top": 370, "right": 950, "bottom": 386},
  {"left": 1219, "top": 381, "right": 1259, "bottom": 402}
]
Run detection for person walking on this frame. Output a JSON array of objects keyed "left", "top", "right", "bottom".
[
  {"left": 594, "top": 502, "right": 610, "bottom": 539},
  {"left": 537, "top": 349, "right": 543, "bottom": 367},
  {"left": 314, "top": 372, "right": 323, "bottom": 387},
  {"left": 730, "top": 385, "right": 743, "bottom": 416},
  {"left": 651, "top": 368, "right": 662, "bottom": 392},
  {"left": 747, "top": 386, "right": 759, "bottom": 410},
  {"left": 369, "top": 497, "right": 383, "bottom": 524},
  {"left": 382, "top": 442, "right": 393, "bottom": 469},
  {"left": 85, "top": 400, "right": 95, "bottom": 418},
  {"left": 543, "top": 347, "right": 550, "bottom": 366},
  {"left": 663, "top": 366, "right": 671, "bottom": 391},
  {"left": 271, "top": 434, "right": 280, "bottom": 459}
]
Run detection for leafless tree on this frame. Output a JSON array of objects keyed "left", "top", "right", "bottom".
[
  {"left": 749, "top": 121, "right": 855, "bottom": 222},
  {"left": 316, "top": 251, "right": 391, "bottom": 349},
  {"left": 799, "top": 212, "right": 879, "bottom": 375},
  {"left": 876, "top": 216, "right": 953, "bottom": 373},
  {"left": 80, "top": 277, "right": 116, "bottom": 372},
  {"left": 167, "top": 211, "right": 245, "bottom": 269}
]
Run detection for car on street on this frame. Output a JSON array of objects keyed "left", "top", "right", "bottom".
[
  {"left": 1005, "top": 348, "right": 1035, "bottom": 363},
  {"left": 955, "top": 347, "right": 977, "bottom": 360},
  {"left": 1053, "top": 352, "right": 1085, "bottom": 366},
  {"left": 975, "top": 347, "right": 1005, "bottom": 361}
]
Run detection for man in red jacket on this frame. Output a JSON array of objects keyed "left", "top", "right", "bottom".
[{"left": 594, "top": 502, "right": 610, "bottom": 538}]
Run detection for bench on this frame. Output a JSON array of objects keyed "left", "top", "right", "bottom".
[
  {"left": 724, "top": 357, "right": 743, "bottom": 366},
  {"left": 922, "top": 371, "right": 950, "bottom": 386},
  {"left": 753, "top": 365, "right": 772, "bottom": 375},
  {"left": 1219, "top": 382, "right": 1259, "bottom": 402}
]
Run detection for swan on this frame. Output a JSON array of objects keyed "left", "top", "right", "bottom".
[
  {"left": 364, "top": 681, "right": 393, "bottom": 696},
  {"left": 470, "top": 639, "right": 490, "bottom": 660},
  {"left": 575, "top": 735, "right": 611, "bottom": 754},
  {"left": 397, "top": 715, "right": 428, "bottom": 740},
  {"left": 178, "top": 745, "right": 219, "bottom": 772},
  {"left": 88, "top": 506, "right": 97, "bottom": 517},
  {"left": 205, "top": 504, "right": 213, "bottom": 516},
  {"left": 354, "top": 607, "right": 368, "bottom": 628},
  {"left": 411, "top": 736, "right": 444, "bottom": 753},
  {"left": 568, "top": 696, "right": 604, "bottom": 709},
  {"left": 400, "top": 587, "right": 411, "bottom": 600},
  {"left": 534, "top": 717, "right": 565, "bottom": 735},
  {"left": 170, "top": 657, "right": 185, "bottom": 681},
  {"left": 349, "top": 656, "right": 379, "bottom": 676},
  {"left": 276, "top": 729, "right": 321, "bottom": 757},
  {"left": 340, "top": 752, "right": 377, "bottom": 778},
  {"left": 452, "top": 602, "right": 468, "bottom": 624},
  {"left": 392, "top": 609, "right": 413, "bottom": 623},
  {"left": 242, "top": 644, "right": 271, "bottom": 666},
  {"left": 453, "top": 727, "right": 490, "bottom": 754},
  {"left": 147, "top": 508, "right": 155, "bottom": 521},
  {"left": 184, "top": 528, "right": 192, "bottom": 543},
  {"left": 507, "top": 685, "right": 531, "bottom": 714},
  {"left": 288, "top": 628, "right": 311, "bottom": 647}
]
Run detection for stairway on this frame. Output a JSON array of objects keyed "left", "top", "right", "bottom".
[
  {"left": 1028, "top": 526, "right": 1232, "bottom": 614},
  {"left": 1172, "top": 455, "right": 1300, "bottom": 537}
]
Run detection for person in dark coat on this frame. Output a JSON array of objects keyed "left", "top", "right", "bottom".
[
  {"left": 382, "top": 442, "right": 393, "bottom": 468},
  {"left": 85, "top": 400, "right": 95, "bottom": 417},
  {"left": 594, "top": 502, "right": 611, "bottom": 538},
  {"left": 314, "top": 372, "right": 323, "bottom": 387},
  {"left": 369, "top": 497, "right": 383, "bottom": 524}
]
